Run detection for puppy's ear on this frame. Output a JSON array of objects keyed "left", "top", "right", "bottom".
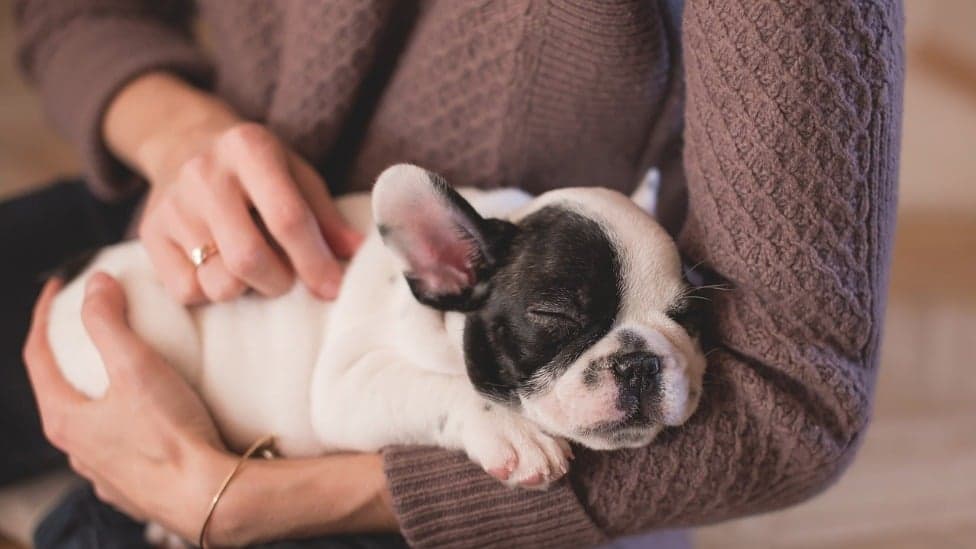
[
  {"left": 630, "top": 167, "right": 660, "bottom": 217},
  {"left": 372, "top": 164, "right": 516, "bottom": 311}
]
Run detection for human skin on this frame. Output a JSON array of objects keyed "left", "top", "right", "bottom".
[
  {"left": 103, "top": 71, "right": 363, "bottom": 304},
  {"left": 24, "top": 276, "right": 399, "bottom": 546}
]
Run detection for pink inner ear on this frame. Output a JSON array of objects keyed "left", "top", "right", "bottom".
[
  {"left": 373, "top": 164, "right": 488, "bottom": 298},
  {"left": 395, "top": 205, "right": 479, "bottom": 296},
  {"left": 408, "top": 235, "right": 474, "bottom": 295}
]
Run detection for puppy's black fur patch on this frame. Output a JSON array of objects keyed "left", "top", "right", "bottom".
[
  {"left": 462, "top": 206, "right": 622, "bottom": 403},
  {"left": 616, "top": 329, "right": 646, "bottom": 352}
]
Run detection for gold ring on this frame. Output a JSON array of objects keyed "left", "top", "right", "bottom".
[{"left": 189, "top": 243, "right": 218, "bottom": 268}]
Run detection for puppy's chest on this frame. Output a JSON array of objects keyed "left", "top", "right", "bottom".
[{"left": 319, "top": 235, "right": 467, "bottom": 376}]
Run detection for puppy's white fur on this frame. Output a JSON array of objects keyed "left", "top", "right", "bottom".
[
  {"left": 48, "top": 183, "right": 574, "bottom": 485},
  {"left": 47, "top": 165, "right": 697, "bottom": 484}
]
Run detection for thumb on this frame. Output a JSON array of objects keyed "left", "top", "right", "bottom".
[
  {"left": 289, "top": 154, "right": 363, "bottom": 259},
  {"left": 81, "top": 272, "right": 157, "bottom": 381}
]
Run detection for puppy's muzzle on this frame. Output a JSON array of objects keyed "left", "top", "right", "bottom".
[{"left": 611, "top": 351, "right": 662, "bottom": 417}]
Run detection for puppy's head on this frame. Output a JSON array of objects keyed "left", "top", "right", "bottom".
[{"left": 373, "top": 164, "right": 706, "bottom": 450}]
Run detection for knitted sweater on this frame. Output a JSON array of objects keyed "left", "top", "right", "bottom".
[{"left": 15, "top": 0, "right": 904, "bottom": 547}]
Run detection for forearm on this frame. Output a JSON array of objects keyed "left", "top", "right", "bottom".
[
  {"left": 576, "top": 0, "right": 905, "bottom": 536},
  {"left": 203, "top": 448, "right": 397, "bottom": 547},
  {"left": 15, "top": 0, "right": 211, "bottom": 198},
  {"left": 382, "top": 0, "right": 904, "bottom": 545},
  {"left": 103, "top": 72, "right": 241, "bottom": 185}
]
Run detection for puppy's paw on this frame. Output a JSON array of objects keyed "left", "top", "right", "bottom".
[{"left": 463, "top": 405, "right": 572, "bottom": 489}]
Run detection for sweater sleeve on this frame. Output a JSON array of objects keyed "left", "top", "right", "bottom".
[
  {"left": 383, "top": 0, "right": 904, "bottom": 546},
  {"left": 14, "top": 0, "right": 212, "bottom": 200},
  {"left": 575, "top": 0, "right": 904, "bottom": 535}
]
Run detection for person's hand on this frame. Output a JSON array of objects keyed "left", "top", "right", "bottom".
[
  {"left": 105, "top": 72, "right": 362, "bottom": 304},
  {"left": 140, "top": 121, "right": 362, "bottom": 304},
  {"left": 23, "top": 275, "right": 229, "bottom": 540},
  {"left": 24, "top": 274, "right": 397, "bottom": 544}
]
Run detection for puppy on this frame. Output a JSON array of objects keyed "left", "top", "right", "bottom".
[{"left": 48, "top": 164, "right": 705, "bottom": 491}]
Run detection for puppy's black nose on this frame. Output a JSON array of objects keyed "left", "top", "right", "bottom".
[{"left": 612, "top": 352, "right": 661, "bottom": 396}]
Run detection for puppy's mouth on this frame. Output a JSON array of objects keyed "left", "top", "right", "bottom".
[
  {"left": 578, "top": 410, "right": 657, "bottom": 438},
  {"left": 574, "top": 415, "right": 661, "bottom": 449}
]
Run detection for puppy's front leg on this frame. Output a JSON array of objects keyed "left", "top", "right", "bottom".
[{"left": 311, "top": 350, "right": 571, "bottom": 488}]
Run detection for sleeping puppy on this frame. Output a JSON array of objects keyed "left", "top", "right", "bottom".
[{"left": 47, "top": 164, "right": 705, "bottom": 492}]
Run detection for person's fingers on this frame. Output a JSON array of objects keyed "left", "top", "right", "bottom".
[
  {"left": 198, "top": 173, "right": 293, "bottom": 297},
  {"left": 68, "top": 456, "right": 94, "bottom": 481},
  {"left": 165, "top": 201, "right": 247, "bottom": 303},
  {"left": 23, "top": 279, "right": 89, "bottom": 449},
  {"left": 140, "top": 210, "right": 206, "bottom": 305},
  {"left": 220, "top": 126, "right": 343, "bottom": 298},
  {"left": 149, "top": 236, "right": 207, "bottom": 305},
  {"left": 163, "top": 198, "right": 249, "bottom": 303},
  {"left": 91, "top": 482, "right": 144, "bottom": 522},
  {"left": 92, "top": 484, "right": 114, "bottom": 505},
  {"left": 289, "top": 153, "right": 363, "bottom": 259},
  {"left": 80, "top": 273, "right": 162, "bottom": 384},
  {"left": 195, "top": 256, "right": 248, "bottom": 302}
]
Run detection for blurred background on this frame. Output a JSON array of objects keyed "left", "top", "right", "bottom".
[{"left": 1, "top": 1, "right": 973, "bottom": 548}]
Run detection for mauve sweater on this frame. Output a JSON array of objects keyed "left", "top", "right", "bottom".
[{"left": 15, "top": 0, "right": 904, "bottom": 547}]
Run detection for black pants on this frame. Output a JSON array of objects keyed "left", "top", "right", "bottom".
[
  {"left": 0, "top": 180, "right": 406, "bottom": 548},
  {"left": 0, "top": 179, "right": 140, "bottom": 486}
]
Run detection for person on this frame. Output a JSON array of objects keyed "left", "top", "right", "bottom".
[{"left": 7, "top": 0, "right": 904, "bottom": 547}]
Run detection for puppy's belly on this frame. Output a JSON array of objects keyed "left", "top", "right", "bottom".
[
  {"left": 196, "top": 284, "right": 330, "bottom": 456},
  {"left": 48, "top": 242, "right": 331, "bottom": 457},
  {"left": 48, "top": 243, "right": 201, "bottom": 399}
]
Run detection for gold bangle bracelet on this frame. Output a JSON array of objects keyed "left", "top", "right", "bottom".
[{"left": 199, "top": 434, "right": 276, "bottom": 549}]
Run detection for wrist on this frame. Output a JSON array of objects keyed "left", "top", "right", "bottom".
[
  {"left": 103, "top": 71, "right": 241, "bottom": 186},
  {"left": 203, "top": 452, "right": 397, "bottom": 547},
  {"left": 180, "top": 442, "right": 239, "bottom": 543},
  {"left": 135, "top": 102, "right": 240, "bottom": 186},
  {"left": 196, "top": 444, "right": 275, "bottom": 547}
]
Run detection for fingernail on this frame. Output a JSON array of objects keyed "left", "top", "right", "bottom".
[
  {"left": 505, "top": 456, "right": 518, "bottom": 474},
  {"left": 342, "top": 230, "right": 364, "bottom": 256},
  {"left": 85, "top": 273, "right": 107, "bottom": 296},
  {"left": 319, "top": 281, "right": 339, "bottom": 299},
  {"left": 520, "top": 473, "right": 544, "bottom": 487}
]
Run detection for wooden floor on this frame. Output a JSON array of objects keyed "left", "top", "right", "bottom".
[{"left": 1, "top": 2, "right": 974, "bottom": 548}]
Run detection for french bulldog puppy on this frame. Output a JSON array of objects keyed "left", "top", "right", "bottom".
[{"left": 47, "top": 164, "right": 705, "bottom": 492}]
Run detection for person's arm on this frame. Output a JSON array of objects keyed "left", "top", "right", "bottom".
[
  {"left": 17, "top": 3, "right": 362, "bottom": 304},
  {"left": 26, "top": 278, "right": 586, "bottom": 546},
  {"left": 379, "top": 0, "right": 905, "bottom": 545},
  {"left": 203, "top": 451, "right": 398, "bottom": 545},
  {"left": 14, "top": 0, "right": 210, "bottom": 199},
  {"left": 100, "top": 71, "right": 239, "bottom": 192}
]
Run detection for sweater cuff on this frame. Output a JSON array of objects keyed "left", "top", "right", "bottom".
[
  {"left": 383, "top": 446, "right": 606, "bottom": 548},
  {"left": 33, "top": 16, "right": 211, "bottom": 201}
]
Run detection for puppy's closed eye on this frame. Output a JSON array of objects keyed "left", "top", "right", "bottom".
[{"left": 526, "top": 306, "right": 582, "bottom": 331}]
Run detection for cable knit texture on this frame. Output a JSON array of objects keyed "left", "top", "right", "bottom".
[{"left": 15, "top": 0, "right": 904, "bottom": 547}]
